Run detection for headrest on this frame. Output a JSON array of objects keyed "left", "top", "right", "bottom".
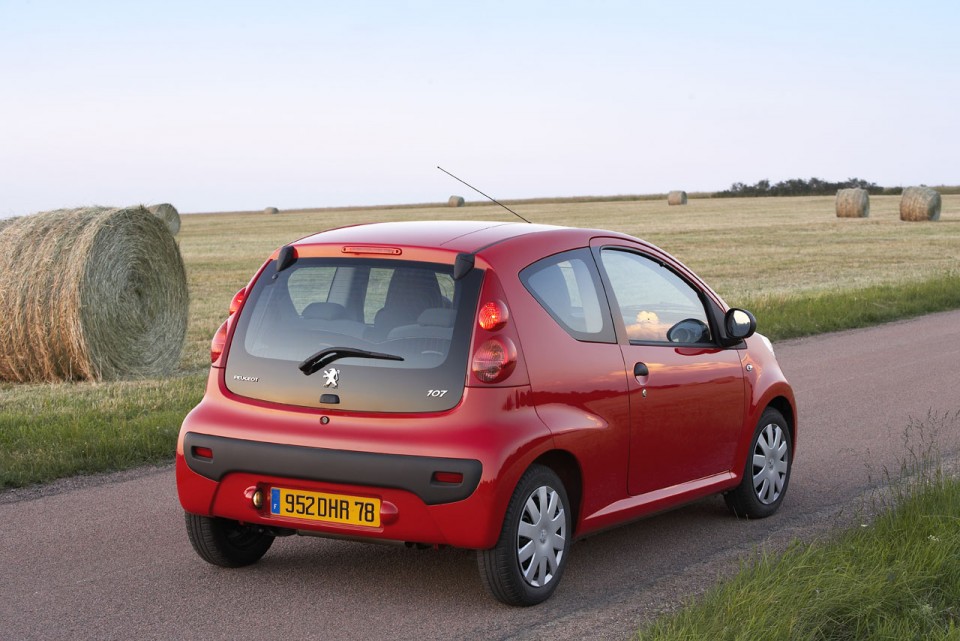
[{"left": 302, "top": 302, "right": 347, "bottom": 321}]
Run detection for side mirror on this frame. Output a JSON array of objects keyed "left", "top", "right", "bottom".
[
  {"left": 666, "top": 318, "right": 711, "bottom": 344},
  {"left": 724, "top": 308, "right": 757, "bottom": 341}
]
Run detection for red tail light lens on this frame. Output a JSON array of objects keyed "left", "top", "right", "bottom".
[
  {"left": 478, "top": 300, "right": 508, "bottom": 331},
  {"left": 472, "top": 337, "right": 517, "bottom": 383},
  {"left": 229, "top": 287, "right": 246, "bottom": 315},
  {"left": 212, "top": 288, "right": 246, "bottom": 365},
  {"left": 211, "top": 320, "right": 229, "bottom": 364}
]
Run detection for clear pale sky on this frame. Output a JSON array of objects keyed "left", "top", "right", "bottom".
[{"left": 1, "top": 1, "right": 957, "bottom": 216}]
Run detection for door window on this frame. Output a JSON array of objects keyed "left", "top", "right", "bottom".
[{"left": 600, "top": 249, "right": 712, "bottom": 345}]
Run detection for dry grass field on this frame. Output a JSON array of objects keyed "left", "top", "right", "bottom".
[
  {"left": 178, "top": 194, "right": 960, "bottom": 370},
  {"left": 2, "top": 194, "right": 958, "bottom": 487}
]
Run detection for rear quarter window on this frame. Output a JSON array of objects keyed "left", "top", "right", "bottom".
[{"left": 520, "top": 248, "right": 615, "bottom": 343}]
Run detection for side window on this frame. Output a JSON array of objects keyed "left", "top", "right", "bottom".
[
  {"left": 363, "top": 268, "right": 393, "bottom": 323},
  {"left": 287, "top": 267, "right": 336, "bottom": 314},
  {"left": 600, "top": 249, "right": 713, "bottom": 345},
  {"left": 436, "top": 273, "right": 455, "bottom": 304},
  {"left": 520, "top": 249, "right": 615, "bottom": 343},
  {"left": 363, "top": 269, "right": 453, "bottom": 324}
]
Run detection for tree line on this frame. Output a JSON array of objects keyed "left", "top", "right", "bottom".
[{"left": 713, "top": 177, "right": 901, "bottom": 198}]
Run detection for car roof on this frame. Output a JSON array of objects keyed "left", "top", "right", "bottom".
[{"left": 294, "top": 220, "right": 633, "bottom": 255}]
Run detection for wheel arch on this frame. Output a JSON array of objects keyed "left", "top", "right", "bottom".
[
  {"left": 765, "top": 395, "right": 797, "bottom": 450},
  {"left": 531, "top": 449, "right": 583, "bottom": 532}
]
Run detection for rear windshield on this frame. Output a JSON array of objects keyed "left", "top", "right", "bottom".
[{"left": 225, "top": 257, "right": 483, "bottom": 412}]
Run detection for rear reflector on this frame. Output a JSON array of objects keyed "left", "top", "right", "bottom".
[
  {"left": 432, "top": 471, "right": 464, "bottom": 484},
  {"left": 192, "top": 446, "right": 213, "bottom": 460}
]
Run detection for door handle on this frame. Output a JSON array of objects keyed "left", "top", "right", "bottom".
[{"left": 633, "top": 362, "right": 649, "bottom": 377}]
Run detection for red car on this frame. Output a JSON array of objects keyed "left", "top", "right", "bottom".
[{"left": 176, "top": 221, "right": 795, "bottom": 606}]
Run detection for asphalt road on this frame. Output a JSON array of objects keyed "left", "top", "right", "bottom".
[{"left": 3, "top": 310, "right": 959, "bottom": 641}]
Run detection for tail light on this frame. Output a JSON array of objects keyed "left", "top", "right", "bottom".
[
  {"left": 211, "top": 287, "right": 246, "bottom": 366},
  {"left": 478, "top": 300, "right": 508, "bottom": 331},
  {"left": 468, "top": 270, "right": 527, "bottom": 386},
  {"left": 472, "top": 336, "right": 517, "bottom": 383},
  {"left": 472, "top": 295, "right": 517, "bottom": 383},
  {"left": 210, "top": 320, "right": 229, "bottom": 364},
  {"left": 228, "top": 287, "right": 246, "bottom": 315}
]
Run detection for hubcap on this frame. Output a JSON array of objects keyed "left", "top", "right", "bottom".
[
  {"left": 516, "top": 485, "right": 566, "bottom": 588},
  {"left": 752, "top": 423, "right": 789, "bottom": 505}
]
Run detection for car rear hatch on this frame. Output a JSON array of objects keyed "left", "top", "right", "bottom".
[{"left": 224, "top": 245, "right": 484, "bottom": 413}]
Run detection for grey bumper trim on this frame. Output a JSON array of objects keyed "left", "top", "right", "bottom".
[{"left": 183, "top": 432, "right": 482, "bottom": 505}]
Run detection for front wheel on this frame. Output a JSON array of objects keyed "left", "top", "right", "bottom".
[
  {"left": 184, "top": 513, "right": 274, "bottom": 567},
  {"left": 724, "top": 408, "right": 793, "bottom": 518},
  {"left": 477, "top": 465, "right": 572, "bottom": 606}
]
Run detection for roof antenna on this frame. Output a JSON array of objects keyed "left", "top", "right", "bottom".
[{"left": 437, "top": 166, "right": 531, "bottom": 223}]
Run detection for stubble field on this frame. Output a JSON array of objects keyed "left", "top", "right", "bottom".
[
  {"left": 179, "top": 194, "right": 959, "bottom": 367},
  {"left": 2, "top": 194, "right": 958, "bottom": 486}
]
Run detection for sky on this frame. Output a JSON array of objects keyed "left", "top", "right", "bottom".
[{"left": 1, "top": 1, "right": 957, "bottom": 216}]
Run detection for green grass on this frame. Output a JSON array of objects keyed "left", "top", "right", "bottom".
[
  {"left": 0, "top": 374, "right": 204, "bottom": 487},
  {"left": 1, "top": 194, "right": 958, "bottom": 488},
  {"left": 637, "top": 418, "right": 960, "bottom": 641},
  {"left": 747, "top": 273, "right": 960, "bottom": 341},
  {"left": 637, "top": 477, "right": 960, "bottom": 640}
]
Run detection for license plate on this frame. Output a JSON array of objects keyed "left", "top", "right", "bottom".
[{"left": 270, "top": 487, "right": 381, "bottom": 528}]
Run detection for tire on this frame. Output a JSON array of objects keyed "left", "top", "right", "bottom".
[
  {"left": 725, "top": 408, "right": 792, "bottom": 519},
  {"left": 184, "top": 512, "right": 274, "bottom": 567},
  {"left": 477, "top": 465, "right": 572, "bottom": 606}
]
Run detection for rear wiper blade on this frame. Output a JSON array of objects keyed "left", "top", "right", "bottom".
[{"left": 299, "top": 347, "right": 404, "bottom": 376}]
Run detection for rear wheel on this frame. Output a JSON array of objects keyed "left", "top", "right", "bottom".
[
  {"left": 478, "top": 465, "right": 571, "bottom": 606},
  {"left": 725, "top": 408, "right": 792, "bottom": 518},
  {"left": 184, "top": 512, "right": 274, "bottom": 567}
]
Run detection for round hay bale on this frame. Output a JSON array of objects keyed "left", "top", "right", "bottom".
[
  {"left": 0, "top": 206, "right": 189, "bottom": 382},
  {"left": 899, "top": 187, "right": 941, "bottom": 221},
  {"left": 146, "top": 203, "right": 181, "bottom": 235},
  {"left": 835, "top": 188, "right": 870, "bottom": 218},
  {"left": 667, "top": 190, "right": 687, "bottom": 206},
  {"left": 264, "top": 207, "right": 280, "bottom": 215},
  {"left": 447, "top": 195, "right": 465, "bottom": 207}
]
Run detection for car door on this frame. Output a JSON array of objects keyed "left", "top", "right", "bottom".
[{"left": 592, "top": 240, "right": 746, "bottom": 497}]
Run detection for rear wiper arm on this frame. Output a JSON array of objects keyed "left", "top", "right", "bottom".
[{"left": 299, "top": 347, "right": 404, "bottom": 376}]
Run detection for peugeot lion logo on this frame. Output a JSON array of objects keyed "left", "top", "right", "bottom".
[{"left": 322, "top": 367, "right": 340, "bottom": 388}]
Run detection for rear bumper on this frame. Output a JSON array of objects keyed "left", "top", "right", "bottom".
[
  {"left": 177, "top": 455, "right": 494, "bottom": 546},
  {"left": 183, "top": 432, "right": 482, "bottom": 505},
  {"left": 175, "top": 383, "right": 553, "bottom": 550}
]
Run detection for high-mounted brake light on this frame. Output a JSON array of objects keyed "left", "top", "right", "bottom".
[
  {"left": 478, "top": 300, "right": 508, "bottom": 331},
  {"left": 472, "top": 337, "right": 517, "bottom": 384},
  {"left": 341, "top": 246, "right": 402, "bottom": 255}
]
